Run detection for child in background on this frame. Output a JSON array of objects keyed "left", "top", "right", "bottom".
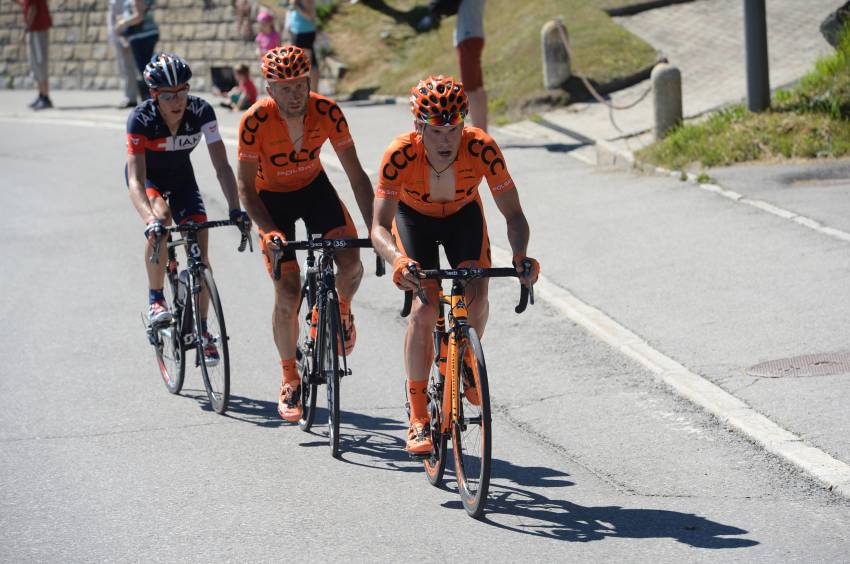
[
  {"left": 255, "top": 11, "right": 280, "bottom": 58},
  {"left": 216, "top": 64, "right": 258, "bottom": 111}
]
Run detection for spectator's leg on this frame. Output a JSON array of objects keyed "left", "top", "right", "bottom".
[
  {"left": 28, "top": 30, "right": 50, "bottom": 102},
  {"left": 112, "top": 38, "right": 139, "bottom": 104},
  {"left": 457, "top": 37, "right": 487, "bottom": 132},
  {"left": 129, "top": 34, "right": 159, "bottom": 100}
]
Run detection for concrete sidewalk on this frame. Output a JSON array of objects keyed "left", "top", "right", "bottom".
[{"left": 522, "top": 0, "right": 835, "bottom": 154}]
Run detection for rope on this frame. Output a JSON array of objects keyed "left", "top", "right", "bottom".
[
  {"left": 554, "top": 20, "right": 654, "bottom": 112},
  {"left": 552, "top": 19, "right": 659, "bottom": 140}
]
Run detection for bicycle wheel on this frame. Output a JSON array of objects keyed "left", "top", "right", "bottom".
[
  {"left": 156, "top": 266, "right": 185, "bottom": 394},
  {"left": 424, "top": 373, "right": 448, "bottom": 486},
  {"left": 451, "top": 326, "right": 491, "bottom": 518},
  {"left": 195, "top": 267, "right": 230, "bottom": 414},
  {"left": 319, "top": 293, "right": 341, "bottom": 457},
  {"left": 297, "top": 288, "right": 318, "bottom": 431}
]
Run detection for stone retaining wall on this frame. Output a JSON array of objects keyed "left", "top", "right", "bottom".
[{"left": 0, "top": 0, "right": 262, "bottom": 91}]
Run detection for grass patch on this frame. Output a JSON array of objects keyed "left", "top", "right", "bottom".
[
  {"left": 637, "top": 25, "right": 850, "bottom": 170},
  {"left": 323, "top": 0, "right": 655, "bottom": 123}
]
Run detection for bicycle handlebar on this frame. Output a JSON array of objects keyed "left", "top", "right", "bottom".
[
  {"left": 148, "top": 218, "right": 252, "bottom": 264},
  {"left": 267, "top": 237, "right": 379, "bottom": 280},
  {"left": 399, "top": 266, "right": 534, "bottom": 317}
]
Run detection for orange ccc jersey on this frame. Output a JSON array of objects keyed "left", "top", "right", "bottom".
[
  {"left": 237, "top": 92, "right": 354, "bottom": 193},
  {"left": 376, "top": 127, "right": 516, "bottom": 218}
]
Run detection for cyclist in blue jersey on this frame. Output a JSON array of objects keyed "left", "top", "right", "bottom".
[{"left": 126, "top": 52, "right": 249, "bottom": 364}]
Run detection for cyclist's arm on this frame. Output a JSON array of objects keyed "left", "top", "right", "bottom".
[
  {"left": 236, "top": 158, "right": 277, "bottom": 233},
  {"left": 127, "top": 152, "right": 158, "bottom": 224},
  {"left": 207, "top": 140, "right": 240, "bottom": 211},
  {"left": 370, "top": 196, "right": 400, "bottom": 263},
  {"left": 494, "top": 189, "right": 530, "bottom": 259},
  {"left": 336, "top": 145, "right": 374, "bottom": 233},
  {"left": 115, "top": 0, "right": 145, "bottom": 33}
]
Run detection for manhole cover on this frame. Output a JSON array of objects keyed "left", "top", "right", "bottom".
[{"left": 747, "top": 352, "right": 850, "bottom": 378}]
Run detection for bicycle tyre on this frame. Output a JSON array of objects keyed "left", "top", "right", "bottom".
[
  {"left": 451, "top": 326, "right": 491, "bottom": 518},
  {"left": 195, "top": 267, "right": 230, "bottom": 414},
  {"left": 319, "top": 292, "right": 341, "bottom": 458},
  {"left": 156, "top": 266, "right": 185, "bottom": 394},
  {"left": 297, "top": 288, "right": 318, "bottom": 431},
  {"left": 424, "top": 378, "right": 448, "bottom": 486}
]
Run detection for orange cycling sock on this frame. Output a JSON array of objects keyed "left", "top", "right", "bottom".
[
  {"left": 407, "top": 379, "right": 429, "bottom": 421},
  {"left": 338, "top": 299, "right": 351, "bottom": 316},
  {"left": 281, "top": 358, "right": 299, "bottom": 386}
]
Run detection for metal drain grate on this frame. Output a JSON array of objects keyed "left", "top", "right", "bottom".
[{"left": 747, "top": 352, "right": 850, "bottom": 378}]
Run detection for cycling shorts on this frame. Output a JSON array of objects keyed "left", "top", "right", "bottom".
[
  {"left": 124, "top": 165, "right": 207, "bottom": 224},
  {"left": 392, "top": 198, "right": 491, "bottom": 270},
  {"left": 258, "top": 169, "right": 357, "bottom": 272}
]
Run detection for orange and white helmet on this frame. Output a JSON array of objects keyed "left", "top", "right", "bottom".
[
  {"left": 409, "top": 75, "right": 468, "bottom": 126},
  {"left": 261, "top": 45, "right": 310, "bottom": 82}
]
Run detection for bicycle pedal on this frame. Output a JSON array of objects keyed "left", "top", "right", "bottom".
[{"left": 408, "top": 452, "right": 430, "bottom": 461}]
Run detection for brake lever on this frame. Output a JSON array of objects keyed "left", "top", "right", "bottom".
[
  {"left": 271, "top": 236, "right": 284, "bottom": 280},
  {"left": 375, "top": 252, "right": 385, "bottom": 277},
  {"left": 408, "top": 264, "right": 428, "bottom": 306}
]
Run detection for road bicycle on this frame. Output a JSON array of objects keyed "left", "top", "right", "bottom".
[
  {"left": 146, "top": 219, "right": 251, "bottom": 414},
  {"left": 267, "top": 234, "right": 383, "bottom": 458},
  {"left": 402, "top": 263, "right": 533, "bottom": 518}
]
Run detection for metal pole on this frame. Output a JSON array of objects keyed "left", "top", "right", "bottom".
[{"left": 744, "top": 0, "right": 770, "bottom": 112}]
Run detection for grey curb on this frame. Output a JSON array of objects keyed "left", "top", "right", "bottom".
[{"left": 595, "top": 141, "right": 850, "bottom": 244}]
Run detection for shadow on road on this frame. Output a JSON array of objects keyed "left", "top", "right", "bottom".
[
  {"left": 179, "top": 390, "right": 288, "bottom": 428},
  {"left": 339, "top": 412, "right": 756, "bottom": 549},
  {"left": 499, "top": 142, "right": 592, "bottom": 154},
  {"left": 332, "top": 411, "right": 577, "bottom": 490},
  {"left": 448, "top": 482, "right": 758, "bottom": 549}
]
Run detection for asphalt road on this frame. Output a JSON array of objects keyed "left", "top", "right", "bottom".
[{"left": 2, "top": 92, "right": 850, "bottom": 561}]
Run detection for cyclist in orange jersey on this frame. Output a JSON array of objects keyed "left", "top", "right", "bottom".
[
  {"left": 237, "top": 45, "right": 374, "bottom": 423},
  {"left": 371, "top": 75, "right": 540, "bottom": 454}
]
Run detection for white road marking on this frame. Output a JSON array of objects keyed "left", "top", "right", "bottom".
[{"left": 491, "top": 245, "right": 850, "bottom": 499}]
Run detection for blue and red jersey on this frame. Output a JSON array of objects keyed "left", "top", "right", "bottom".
[{"left": 126, "top": 95, "right": 222, "bottom": 185}]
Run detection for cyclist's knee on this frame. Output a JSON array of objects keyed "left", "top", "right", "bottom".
[
  {"left": 273, "top": 274, "right": 301, "bottom": 316},
  {"left": 335, "top": 248, "right": 362, "bottom": 274},
  {"left": 409, "top": 286, "right": 440, "bottom": 332},
  {"left": 409, "top": 304, "right": 438, "bottom": 334}
]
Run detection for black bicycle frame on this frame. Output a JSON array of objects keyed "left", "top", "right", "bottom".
[{"left": 150, "top": 219, "right": 249, "bottom": 350}]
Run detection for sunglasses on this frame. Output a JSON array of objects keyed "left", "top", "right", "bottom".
[
  {"left": 420, "top": 112, "right": 465, "bottom": 127},
  {"left": 156, "top": 86, "right": 190, "bottom": 102}
]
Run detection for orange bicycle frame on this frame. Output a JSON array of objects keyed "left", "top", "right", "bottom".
[{"left": 437, "top": 284, "right": 469, "bottom": 432}]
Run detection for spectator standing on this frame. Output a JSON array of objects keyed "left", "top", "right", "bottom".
[
  {"left": 108, "top": 0, "right": 140, "bottom": 108},
  {"left": 15, "top": 0, "right": 52, "bottom": 110},
  {"left": 233, "top": 0, "right": 254, "bottom": 41},
  {"left": 114, "top": 0, "right": 159, "bottom": 101},
  {"left": 286, "top": 0, "right": 319, "bottom": 91},
  {"left": 455, "top": 0, "right": 487, "bottom": 131},
  {"left": 255, "top": 11, "right": 281, "bottom": 58}
]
